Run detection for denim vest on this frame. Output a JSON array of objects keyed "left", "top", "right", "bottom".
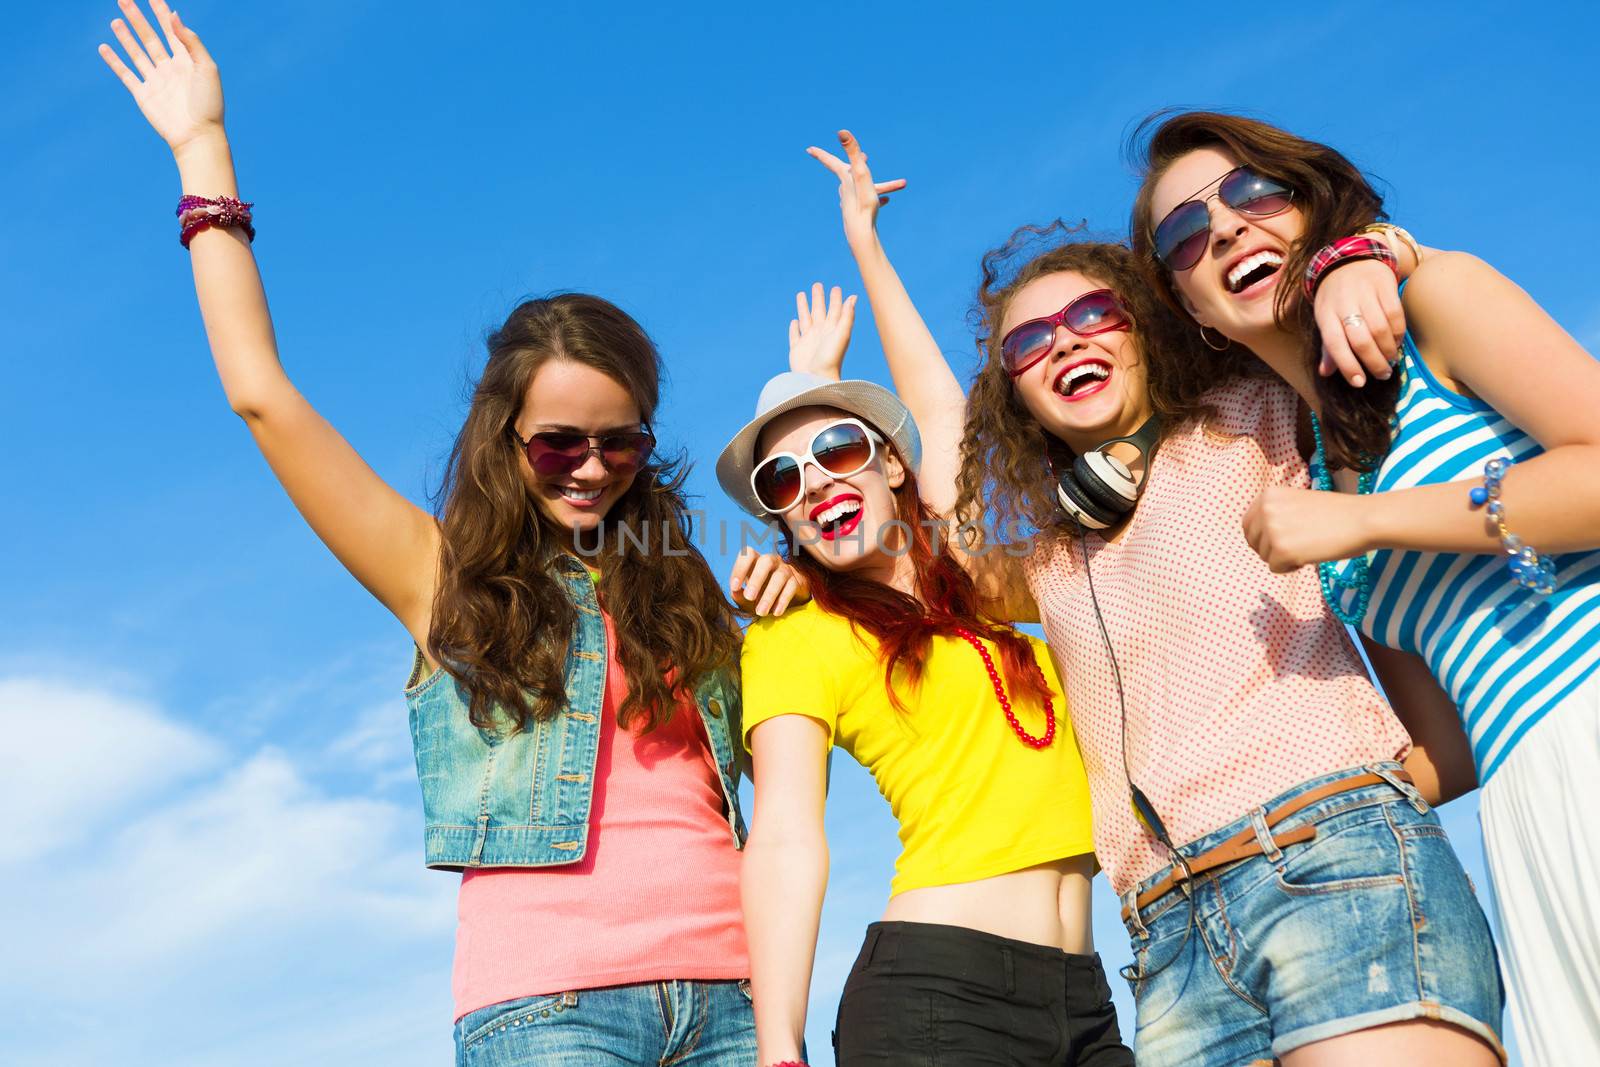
[{"left": 404, "top": 555, "right": 746, "bottom": 870}]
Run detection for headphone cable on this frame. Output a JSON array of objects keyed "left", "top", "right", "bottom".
[{"left": 1076, "top": 519, "right": 1196, "bottom": 982}]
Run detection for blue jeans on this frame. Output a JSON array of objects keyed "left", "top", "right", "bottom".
[
  {"left": 453, "top": 980, "right": 756, "bottom": 1066},
  {"left": 1120, "top": 763, "right": 1504, "bottom": 1067}
]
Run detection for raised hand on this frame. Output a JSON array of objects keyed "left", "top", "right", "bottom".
[
  {"left": 807, "top": 130, "right": 907, "bottom": 251},
  {"left": 98, "top": 0, "right": 223, "bottom": 155},
  {"left": 788, "top": 282, "right": 855, "bottom": 381}
]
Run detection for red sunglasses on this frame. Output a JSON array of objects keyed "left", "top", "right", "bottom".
[
  {"left": 512, "top": 426, "right": 655, "bottom": 478},
  {"left": 1000, "top": 289, "right": 1131, "bottom": 377}
]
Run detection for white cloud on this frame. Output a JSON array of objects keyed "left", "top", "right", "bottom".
[
  {"left": 0, "top": 674, "right": 457, "bottom": 1066},
  {"left": 0, "top": 677, "right": 221, "bottom": 862},
  {"left": 323, "top": 700, "right": 422, "bottom": 791}
]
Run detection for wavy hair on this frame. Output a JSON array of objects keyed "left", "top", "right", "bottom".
[
  {"left": 1128, "top": 110, "right": 1396, "bottom": 470},
  {"left": 958, "top": 222, "right": 1249, "bottom": 541},
  {"left": 783, "top": 453, "right": 1053, "bottom": 715},
  {"left": 429, "top": 294, "right": 741, "bottom": 732}
]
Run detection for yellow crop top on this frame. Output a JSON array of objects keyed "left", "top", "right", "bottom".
[{"left": 740, "top": 600, "right": 1095, "bottom": 895}]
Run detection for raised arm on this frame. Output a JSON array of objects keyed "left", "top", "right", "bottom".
[
  {"left": 807, "top": 132, "right": 966, "bottom": 515},
  {"left": 807, "top": 131, "right": 1034, "bottom": 619},
  {"left": 742, "top": 715, "right": 830, "bottom": 1064},
  {"left": 99, "top": 1, "right": 440, "bottom": 648}
]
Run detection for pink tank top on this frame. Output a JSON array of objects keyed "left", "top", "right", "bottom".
[
  {"left": 1024, "top": 377, "right": 1411, "bottom": 895},
  {"left": 451, "top": 610, "right": 748, "bottom": 1020}
]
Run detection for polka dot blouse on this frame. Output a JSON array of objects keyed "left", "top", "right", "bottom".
[{"left": 1023, "top": 376, "right": 1412, "bottom": 895}]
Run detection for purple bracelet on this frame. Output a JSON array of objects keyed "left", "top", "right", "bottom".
[{"left": 176, "top": 194, "right": 256, "bottom": 248}]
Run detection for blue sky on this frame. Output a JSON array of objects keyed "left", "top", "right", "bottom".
[{"left": 4, "top": 1, "right": 1597, "bottom": 1063}]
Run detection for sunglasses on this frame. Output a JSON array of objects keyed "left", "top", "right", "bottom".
[
  {"left": 513, "top": 426, "right": 655, "bottom": 478},
  {"left": 751, "top": 418, "right": 883, "bottom": 514},
  {"left": 1152, "top": 166, "right": 1295, "bottom": 272},
  {"left": 1000, "top": 289, "right": 1132, "bottom": 377}
]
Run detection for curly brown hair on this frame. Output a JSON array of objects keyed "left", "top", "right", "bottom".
[
  {"left": 958, "top": 222, "right": 1254, "bottom": 540},
  {"left": 1128, "top": 110, "right": 1395, "bottom": 470},
  {"left": 429, "top": 294, "right": 741, "bottom": 732}
]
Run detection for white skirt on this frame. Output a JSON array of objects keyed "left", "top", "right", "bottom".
[{"left": 1479, "top": 668, "right": 1600, "bottom": 1066}]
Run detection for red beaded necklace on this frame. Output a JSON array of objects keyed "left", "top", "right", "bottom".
[{"left": 950, "top": 626, "right": 1055, "bottom": 749}]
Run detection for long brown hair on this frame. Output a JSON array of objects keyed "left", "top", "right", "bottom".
[
  {"left": 959, "top": 222, "right": 1247, "bottom": 540},
  {"left": 1128, "top": 110, "right": 1396, "bottom": 470},
  {"left": 784, "top": 449, "right": 1053, "bottom": 714},
  {"left": 429, "top": 294, "right": 741, "bottom": 732}
]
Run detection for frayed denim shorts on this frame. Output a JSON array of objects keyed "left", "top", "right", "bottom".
[{"left": 1120, "top": 762, "right": 1505, "bottom": 1067}]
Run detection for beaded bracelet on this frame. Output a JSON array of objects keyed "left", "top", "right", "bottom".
[
  {"left": 1469, "top": 457, "right": 1557, "bottom": 594},
  {"left": 176, "top": 194, "right": 256, "bottom": 248},
  {"left": 1302, "top": 236, "right": 1398, "bottom": 299}
]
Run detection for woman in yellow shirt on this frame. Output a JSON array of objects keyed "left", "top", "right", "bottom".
[{"left": 717, "top": 289, "right": 1129, "bottom": 1066}]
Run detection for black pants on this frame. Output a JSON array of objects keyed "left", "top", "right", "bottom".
[{"left": 833, "top": 921, "right": 1133, "bottom": 1066}]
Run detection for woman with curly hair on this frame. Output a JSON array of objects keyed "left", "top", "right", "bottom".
[
  {"left": 1134, "top": 109, "right": 1600, "bottom": 1064},
  {"left": 788, "top": 129, "right": 1504, "bottom": 1067},
  {"left": 99, "top": 4, "right": 757, "bottom": 1063}
]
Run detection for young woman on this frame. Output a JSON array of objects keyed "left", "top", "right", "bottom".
[
  {"left": 99, "top": 4, "right": 758, "bottom": 1063},
  {"left": 796, "top": 130, "right": 1504, "bottom": 1067},
  {"left": 720, "top": 287, "right": 1130, "bottom": 1066},
  {"left": 1134, "top": 110, "right": 1600, "bottom": 1064}
]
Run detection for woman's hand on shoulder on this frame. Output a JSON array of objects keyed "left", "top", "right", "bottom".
[
  {"left": 729, "top": 546, "right": 810, "bottom": 617},
  {"left": 99, "top": 0, "right": 225, "bottom": 156},
  {"left": 1312, "top": 258, "right": 1407, "bottom": 388},
  {"left": 807, "top": 129, "right": 907, "bottom": 252},
  {"left": 789, "top": 283, "right": 855, "bottom": 381}
]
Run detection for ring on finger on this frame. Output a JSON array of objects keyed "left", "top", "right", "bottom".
[{"left": 1341, "top": 313, "right": 1366, "bottom": 328}]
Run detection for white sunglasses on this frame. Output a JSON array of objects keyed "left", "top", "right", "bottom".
[{"left": 750, "top": 417, "right": 885, "bottom": 514}]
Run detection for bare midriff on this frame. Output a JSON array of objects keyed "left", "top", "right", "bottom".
[{"left": 880, "top": 855, "right": 1095, "bottom": 953}]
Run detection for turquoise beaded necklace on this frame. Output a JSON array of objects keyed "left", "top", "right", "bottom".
[{"left": 1309, "top": 412, "right": 1376, "bottom": 627}]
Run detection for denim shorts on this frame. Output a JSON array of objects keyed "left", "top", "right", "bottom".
[
  {"left": 452, "top": 979, "right": 755, "bottom": 1066},
  {"left": 1120, "top": 762, "right": 1505, "bottom": 1067}
]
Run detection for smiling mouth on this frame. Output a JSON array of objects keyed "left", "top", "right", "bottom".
[
  {"left": 1226, "top": 250, "right": 1284, "bottom": 294},
  {"left": 1053, "top": 359, "right": 1112, "bottom": 401},
  {"left": 810, "top": 495, "right": 864, "bottom": 541},
  {"left": 558, "top": 486, "right": 604, "bottom": 505}
]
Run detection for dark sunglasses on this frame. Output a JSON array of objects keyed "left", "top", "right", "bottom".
[
  {"left": 1000, "top": 289, "right": 1131, "bottom": 377},
  {"left": 751, "top": 418, "right": 881, "bottom": 514},
  {"left": 512, "top": 426, "right": 655, "bottom": 478},
  {"left": 1152, "top": 166, "right": 1295, "bottom": 272}
]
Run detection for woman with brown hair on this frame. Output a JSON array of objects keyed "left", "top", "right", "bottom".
[
  {"left": 99, "top": 3, "right": 758, "bottom": 1063},
  {"left": 1135, "top": 109, "right": 1600, "bottom": 1064},
  {"left": 789, "top": 129, "right": 1503, "bottom": 1067}
]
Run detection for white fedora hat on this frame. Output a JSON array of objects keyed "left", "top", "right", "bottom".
[{"left": 715, "top": 371, "right": 922, "bottom": 517}]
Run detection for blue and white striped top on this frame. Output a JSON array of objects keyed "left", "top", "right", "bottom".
[{"left": 1315, "top": 332, "right": 1600, "bottom": 783}]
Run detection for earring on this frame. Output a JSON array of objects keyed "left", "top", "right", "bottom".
[{"left": 1199, "top": 325, "right": 1232, "bottom": 352}]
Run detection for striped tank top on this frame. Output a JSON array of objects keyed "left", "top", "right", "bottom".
[{"left": 1315, "top": 331, "right": 1600, "bottom": 783}]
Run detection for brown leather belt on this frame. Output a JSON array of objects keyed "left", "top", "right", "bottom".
[{"left": 1120, "top": 769, "right": 1412, "bottom": 924}]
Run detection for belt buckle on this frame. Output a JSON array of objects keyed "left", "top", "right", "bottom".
[{"left": 1175, "top": 857, "right": 1196, "bottom": 898}]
